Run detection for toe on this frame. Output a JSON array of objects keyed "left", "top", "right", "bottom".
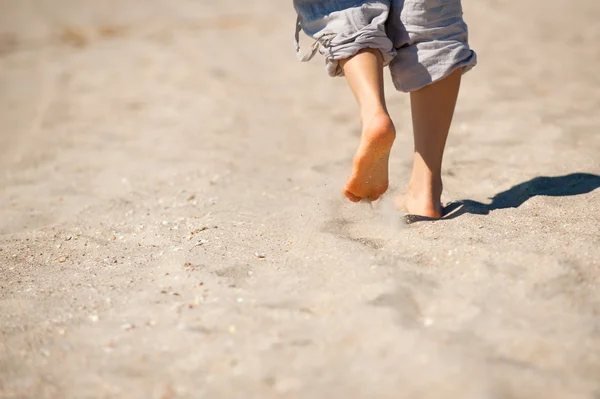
[{"left": 344, "top": 190, "right": 362, "bottom": 202}]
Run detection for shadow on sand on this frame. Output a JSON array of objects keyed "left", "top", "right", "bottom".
[{"left": 405, "top": 173, "right": 600, "bottom": 223}]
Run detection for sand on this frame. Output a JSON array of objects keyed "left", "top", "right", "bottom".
[{"left": 1, "top": 0, "right": 600, "bottom": 398}]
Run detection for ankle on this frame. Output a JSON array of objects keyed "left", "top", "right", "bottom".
[
  {"left": 408, "top": 174, "right": 443, "bottom": 198},
  {"left": 361, "top": 112, "right": 396, "bottom": 144},
  {"left": 359, "top": 106, "right": 389, "bottom": 126}
]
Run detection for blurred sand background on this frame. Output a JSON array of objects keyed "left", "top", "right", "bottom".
[{"left": 1, "top": 0, "right": 600, "bottom": 398}]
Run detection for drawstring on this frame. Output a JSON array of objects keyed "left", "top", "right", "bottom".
[{"left": 294, "top": 15, "right": 336, "bottom": 62}]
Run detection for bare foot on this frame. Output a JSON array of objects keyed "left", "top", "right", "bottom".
[
  {"left": 343, "top": 112, "right": 395, "bottom": 202},
  {"left": 396, "top": 178, "right": 444, "bottom": 219}
]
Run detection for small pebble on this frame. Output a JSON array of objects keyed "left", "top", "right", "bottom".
[{"left": 189, "top": 240, "right": 208, "bottom": 251}]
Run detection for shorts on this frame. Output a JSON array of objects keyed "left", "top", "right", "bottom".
[{"left": 293, "top": 0, "right": 477, "bottom": 92}]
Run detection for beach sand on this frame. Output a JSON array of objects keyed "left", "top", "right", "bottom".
[{"left": 1, "top": 0, "right": 599, "bottom": 398}]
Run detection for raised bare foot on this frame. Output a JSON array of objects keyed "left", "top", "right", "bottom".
[
  {"left": 396, "top": 177, "right": 444, "bottom": 219},
  {"left": 343, "top": 112, "right": 395, "bottom": 202}
]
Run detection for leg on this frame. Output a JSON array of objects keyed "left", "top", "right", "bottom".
[
  {"left": 340, "top": 48, "right": 396, "bottom": 202},
  {"left": 387, "top": 0, "right": 476, "bottom": 218},
  {"left": 401, "top": 68, "right": 461, "bottom": 218}
]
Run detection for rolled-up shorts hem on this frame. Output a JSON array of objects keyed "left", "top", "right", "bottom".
[
  {"left": 294, "top": 0, "right": 477, "bottom": 92},
  {"left": 326, "top": 39, "right": 397, "bottom": 77},
  {"left": 391, "top": 48, "right": 477, "bottom": 93},
  {"left": 295, "top": 2, "right": 397, "bottom": 77}
]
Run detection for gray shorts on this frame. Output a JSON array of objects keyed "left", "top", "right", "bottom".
[{"left": 294, "top": 0, "right": 477, "bottom": 92}]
